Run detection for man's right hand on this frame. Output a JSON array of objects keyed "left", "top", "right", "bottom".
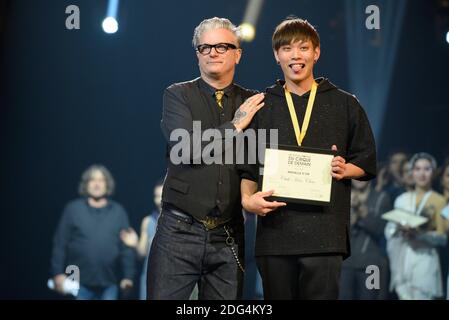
[
  {"left": 242, "top": 190, "right": 286, "bottom": 216},
  {"left": 54, "top": 274, "right": 67, "bottom": 295},
  {"left": 232, "top": 93, "right": 265, "bottom": 132}
]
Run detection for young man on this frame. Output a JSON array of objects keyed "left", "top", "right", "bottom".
[
  {"left": 147, "top": 17, "right": 264, "bottom": 300},
  {"left": 241, "top": 18, "right": 377, "bottom": 299}
]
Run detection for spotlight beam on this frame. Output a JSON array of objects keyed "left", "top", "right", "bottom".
[
  {"left": 242, "top": 0, "right": 264, "bottom": 26},
  {"left": 103, "top": 0, "right": 120, "bottom": 34},
  {"left": 240, "top": 0, "right": 265, "bottom": 42},
  {"left": 106, "top": 0, "right": 120, "bottom": 18}
]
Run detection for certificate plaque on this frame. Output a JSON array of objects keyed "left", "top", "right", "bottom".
[
  {"left": 381, "top": 209, "right": 428, "bottom": 229},
  {"left": 261, "top": 145, "right": 336, "bottom": 206}
]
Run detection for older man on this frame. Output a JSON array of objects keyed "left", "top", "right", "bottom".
[{"left": 147, "top": 17, "right": 264, "bottom": 300}]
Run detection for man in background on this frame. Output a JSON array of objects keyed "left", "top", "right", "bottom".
[{"left": 50, "top": 164, "right": 135, "bottom": 300}]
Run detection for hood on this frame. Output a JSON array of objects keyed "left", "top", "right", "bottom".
[{"left": 265, "top": 77, "right": 338, "bottom": 97}]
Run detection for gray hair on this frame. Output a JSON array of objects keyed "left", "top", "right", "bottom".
[
  {"left": 409, "top": 152, "right": 437, "bottom": 171},
  {"left": 192, "top": 17, "right": 241, "bottom": 48},
  {"left": 78, "top": 164, "right": 115, "bottom": 197}
]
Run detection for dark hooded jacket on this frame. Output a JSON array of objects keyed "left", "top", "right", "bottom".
[{"left": 248, "top": 78, "right": 377, "bottom": 257}]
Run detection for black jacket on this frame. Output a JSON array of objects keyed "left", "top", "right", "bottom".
[
  {"left": 160, "top": 77, "right": 256, "bottom": 221},
  {"left": 251, "top": 78, "right": 377, "bottom": 257}
]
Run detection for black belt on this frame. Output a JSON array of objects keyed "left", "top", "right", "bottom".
[{"left": 162, "top": 203, "right": 232, "bottom": 230}]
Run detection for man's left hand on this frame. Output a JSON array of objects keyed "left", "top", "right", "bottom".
[{"left": 330, "top": 145, "right": 366, "bottom": 180}]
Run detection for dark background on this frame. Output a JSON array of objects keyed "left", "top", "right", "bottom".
[{"left": 0, "top": 0, "right": 448, "bottom": 299}]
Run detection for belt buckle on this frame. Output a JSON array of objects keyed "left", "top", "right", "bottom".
[{"left": 201, "top": 216, "right": 220, "bottom": 230}]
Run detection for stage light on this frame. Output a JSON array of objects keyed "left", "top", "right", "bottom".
[
  {"left": 102, "top": 17, "right": 118, "bottom": 34},
  {"left": 240, "top": 0, "right": 264, "bottom": 42},
  {"left": 446, "top": 30, "right": 449, "bottom": 44},
  {"left": 102, "top": 0, "right": 120, "bottom": 34},
  {"left": 240, "top": 23, "right": 256, "bottom": 42}
]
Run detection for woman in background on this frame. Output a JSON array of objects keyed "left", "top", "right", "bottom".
[{"left": 385, "top": 152, "right": 447, "bottom": 299}]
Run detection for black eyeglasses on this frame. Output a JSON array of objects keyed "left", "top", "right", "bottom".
[{"left": 196, "top": 43, "right": 238, "bottom": 55}]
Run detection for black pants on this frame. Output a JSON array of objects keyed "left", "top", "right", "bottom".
[
  {"left": 256, "top": 254, "right": 342, "bottom": 300},
  {"left": 147, "top": 208, "right": 244, "bottom": 300}
]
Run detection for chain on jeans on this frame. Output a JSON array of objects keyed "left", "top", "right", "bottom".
[{"left": 223, "top": 225, "right": 245, "bottom": 273}]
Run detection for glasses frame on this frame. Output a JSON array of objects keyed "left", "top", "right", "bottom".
[{"left": 196, "top": 43, "right": 238, "bottom": 55}]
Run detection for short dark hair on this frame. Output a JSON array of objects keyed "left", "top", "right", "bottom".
[
  {"left": 78, "top": 164, "right": 115, "bottom": 197},
  {"left": 272, "top": 17, "right": 320, "bottom": 51}
]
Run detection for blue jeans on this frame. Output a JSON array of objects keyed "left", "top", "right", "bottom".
[
  {"left": 146, "top": 207, "right": 244, "bottom": 300},
  {"left": 76, "top": 285, "right": 118, "bottom": 300}
]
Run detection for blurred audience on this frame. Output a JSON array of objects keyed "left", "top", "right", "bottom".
[
  {"left": 339, "top": 180, "right": 391, "bottom": 300},
  {"left": 120, "top": 179, "right": 163, "bottom": 300},
  {"left": 385, "top": 153, "right": 447, "bottom": 299},
  {"left": 401, "top": 159, "right": 415, "bottom": 192},
  {"left": 439, "top": 160, "right": 449, "bottom": 203},
  {"left": 375, "top": 151, "right": 408, "bottom": 202},
  {"left": 437, "top": 160, "right": 449, "bottom": 299}
]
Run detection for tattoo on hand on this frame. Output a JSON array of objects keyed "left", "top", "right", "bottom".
[{"left": 231, "top": 109, "right": 247, "bottom": 125}]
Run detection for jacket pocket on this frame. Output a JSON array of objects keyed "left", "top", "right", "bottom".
[{"left": 167, "top": 178, "right": 189, "bottom": 194}]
